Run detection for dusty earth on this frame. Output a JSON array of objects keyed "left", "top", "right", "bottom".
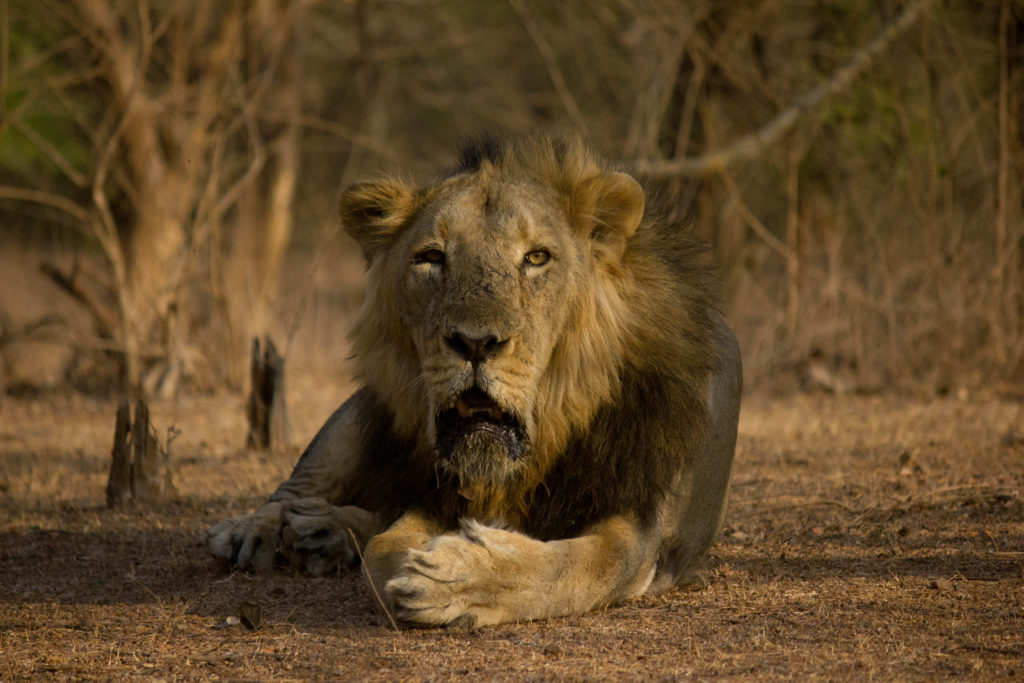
[{"left": 1, "top": 383, "right": 1022, "bottom": 680}]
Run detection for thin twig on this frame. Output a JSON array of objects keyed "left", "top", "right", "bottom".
[
  {"left": 904, "top": 484, "right": 1018, "bottom": 503},
  {"left": 39, "top": 260, "right": 121, "bottom": 335},
  {"left": 752, "top": 499, "right": 867, "bottom": 515},
  {"left": 719, "top": 170, "right": 795, "bottom": 261},
  {"left": 347, "top": 528, "right": 400, "bottom": 632},
  {"left": 12, "top": 120, "right": 88, "bottom": 186},
  {"left": 507, "top": 0, "right": 588, "bottom": 134}
]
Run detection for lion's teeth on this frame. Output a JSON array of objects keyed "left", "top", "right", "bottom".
[{"left": 456, "top": 397, "right": 473, "bottom": 418}]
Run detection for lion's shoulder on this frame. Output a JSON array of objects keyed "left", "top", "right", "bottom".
[{"left": 525, "top": 362, "right": 711, "bottom": 539}]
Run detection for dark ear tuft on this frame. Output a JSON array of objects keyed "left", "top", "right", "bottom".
[
  {"left": 339, "top": 179, "right": 415, "bottom": 262},
  {"left": 456, "top": 134, "right": 508, "bottom": 173}
]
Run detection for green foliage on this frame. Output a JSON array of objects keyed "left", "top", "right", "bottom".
[{"left": 1, "top": 11, "right": 91, "bottom": 192}]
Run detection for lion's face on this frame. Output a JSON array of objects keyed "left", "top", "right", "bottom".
[
  {"left": 394, "top": 176, "right": 578, "bottom": 485},
  {"left": 340, "top": 141, "right": 644, "bottom": 493}
]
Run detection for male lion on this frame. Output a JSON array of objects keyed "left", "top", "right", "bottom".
[{"left": 208, "top": 135, "right": 742, "bottom": 627}]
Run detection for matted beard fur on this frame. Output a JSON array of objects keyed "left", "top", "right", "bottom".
[
  {"left": 438, "top": 429, "right": 523, "bottom": 489},
  {"left": 432, "top": 386, "right": 532, "bottom": 491}
]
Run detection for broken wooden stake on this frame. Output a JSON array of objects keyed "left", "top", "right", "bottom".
[
  {"left": 246, "top": 336, "right": 291, "bottom": 453},
  {"left": 105, "top": 399, "right": 173, "bottom": 507}
]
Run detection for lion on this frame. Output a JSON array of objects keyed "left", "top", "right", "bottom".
[{"left": 207, "top": 134, "right": 742, "bottom": 627}]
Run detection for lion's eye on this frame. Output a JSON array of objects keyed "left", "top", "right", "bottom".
[
  {"left": 414, "top": 248, "right": 446, "bottom": 265},
  {"left": 524, "top": 249, "right": 551, "bottom": 267}
]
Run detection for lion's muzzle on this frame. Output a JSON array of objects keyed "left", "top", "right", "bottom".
[{"left": 435, "top": 387, "right": 528, "bottom": 480}]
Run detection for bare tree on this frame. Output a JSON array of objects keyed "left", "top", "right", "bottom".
[
  {"left": 1, "top": 0, "right": 303, "bottom": 395},
  {"left": 2, "top": 0, "right": 1020, "bottom": 395}
]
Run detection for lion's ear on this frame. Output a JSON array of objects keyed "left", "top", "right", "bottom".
[
  {"left": 579, "top": 171, "right": 645, "bottom": 261},
  {"left": 339, "top": 179, "right": 416, "bottom": 261}
]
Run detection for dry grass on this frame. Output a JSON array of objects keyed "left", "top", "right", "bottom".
[{"left": 1, "top": 387, "right": 1022, "bottom": 680}]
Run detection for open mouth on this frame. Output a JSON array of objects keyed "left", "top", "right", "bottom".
[{"left": 435, "top": 387, "right": 528, "bottom": 461}]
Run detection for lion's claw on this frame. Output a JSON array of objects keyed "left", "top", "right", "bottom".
[
  {"left": 384, "top": 527, "right": 501, "bottom": 627},
  {"left": 207, "top": 501, "right": 284, "bottom": 571}
]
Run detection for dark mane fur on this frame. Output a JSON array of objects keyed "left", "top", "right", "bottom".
[
  {"left": 454, "top": 134, "right": 508, "bottom": 173},
  {"left": 528, "top": 189, "right": 719, "bottom": 537}
]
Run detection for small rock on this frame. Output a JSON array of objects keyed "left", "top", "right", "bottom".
[
  {"left": 224, "top": 615, "right": 240, "bottom": 626},
  {"left": 930, "top": 578, "right": 955, "bottom": 592}
]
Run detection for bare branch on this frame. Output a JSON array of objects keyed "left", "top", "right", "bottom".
[
  {"left": 507, "top": 0, "right": 588, "bottom": 134},
  {"left": 719, "top": 170, "right": 794, "bottom": 262},
  {"left": 6, "top": 31, "right": 82, "bottom": 83},
  {"left": 632, "top": 0, "right": 939, "bottom": 178},
  {"left": 212, "top": 68, "right": 267, "bottom": 221},
  {"left": 0, "top": 186, "right": 91, "bottom": 223},
  {"left": 258, "top": 109, "right": 398, "bottom": 160},
  {"left": 40, "top": 261, "right": 121, "bottom": 336},
  {"left": 673, "top": 44, "right": 706, "bottom": 159},
  {"left": 0, "top": 0, "right": 7, "bottom": 119},
  {"left": 12, "top": 120, "right": 88, "bottom": 187}
]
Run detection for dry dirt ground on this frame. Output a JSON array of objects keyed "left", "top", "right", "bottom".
[{"left": 1, "top": 385, "right": 1022, "bottom": 680}]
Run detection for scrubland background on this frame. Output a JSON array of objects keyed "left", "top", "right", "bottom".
[
  {"left": 1, "top": 2, "right": 1024, "bottom": 679},
  {"left": 1, "top": 0, "right": 1021, "bottom": 400}
]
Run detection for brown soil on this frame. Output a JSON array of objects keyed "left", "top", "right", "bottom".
[{"left": 1, "top": 389, "right": 1022, "bottom": 680}]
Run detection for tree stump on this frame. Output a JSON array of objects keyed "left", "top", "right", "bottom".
[
  {"left": 246, "top": 336, "right": 291, "bottom": 453},
  {"left": 130, "top": 399, "right": 173, "bottom": 501},
  {"left": 105, "top": 401, "right": 132, "bottom": 506},
  {"left": 105, "top": 399, "right": 173, "bottom": 507}
]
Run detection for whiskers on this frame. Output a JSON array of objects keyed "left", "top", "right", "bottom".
[{"left": 396, "top": 369, "right": 429, "bottom": 395}]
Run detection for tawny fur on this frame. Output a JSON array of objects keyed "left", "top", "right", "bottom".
[{"left": 207, "top": 134, "right": 741, "bottom": 627}]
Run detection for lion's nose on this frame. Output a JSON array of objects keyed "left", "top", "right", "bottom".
[{"left": 445, "top": 332, "right": 509, "bottom": 364}]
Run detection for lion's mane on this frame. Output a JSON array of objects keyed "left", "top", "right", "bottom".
[{"left": 346, "top": 135, "right": 722, "bottom": 537}]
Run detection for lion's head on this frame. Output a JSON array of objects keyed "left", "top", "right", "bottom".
[{"left": 340, "top": 136, "right": 650, "bottom": 503}]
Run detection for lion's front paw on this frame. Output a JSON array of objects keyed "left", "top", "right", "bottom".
[
  {"left": 384, "top": 522, "right": 514, "bottom": 628},
  {"left": 207, "top": 501, "right": 284, "bottom": 571},
  {"left": 280, "top": 498, "right": 377, "bottom": 576}
]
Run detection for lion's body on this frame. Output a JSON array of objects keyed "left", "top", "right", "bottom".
[{"left": 208, "top": 135, "right": 741, "bottom": 626}]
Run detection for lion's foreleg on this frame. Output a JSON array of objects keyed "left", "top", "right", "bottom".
[
  {"left": 374, "top": 514, "right": 658, "bottom": 627},
  {"left": 279, "top": 499, "right": 385, "bottom": 575},
  {"left": 207, "top": 392, "right": 377, "bottom": 572},
  {"left": 363, "top": 512, "right": 441, "bottom": 601}
]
